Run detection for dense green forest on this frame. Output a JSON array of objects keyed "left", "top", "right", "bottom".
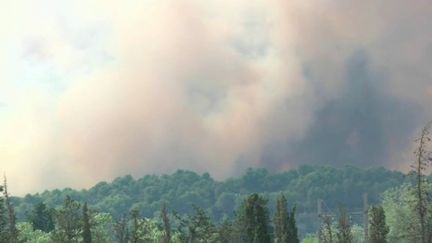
[
  {"left": 13, "top": 165, "right": 407, "bottom": 233},
  {"left": 0, "top": 162, "right": 431, "bottom": 242}
]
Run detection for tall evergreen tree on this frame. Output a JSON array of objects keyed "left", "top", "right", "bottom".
[
  {"left": 368, "top": 206, "right": 389, "bottom": 243},
  {"left": 160, "top": 203, "right": 171, "bottom": 243},
  {"left": 29, "top": 202, "right": 55, "bottom": 232},
  {"left": 287, "top": 206, "right": 299, "bottom": 243},
  {"left": 173, "top": 206, "right": 218, "bottom": 243},
  {"left": 130, "top": 208, "right": 141, "bottom": 243},
  {"left": 336, "top": 207, "right": 352, "bottom": 243},
  {"left": 114, "top": 215, "right": 129, "bottom": 243},
  {"left": 53, "top": 196, "right": 82, "bottom": 243},
  {"left": 218, "top": 219, "right": 241, "bottom": 243},
  {"left": 273, "top": 193, "right": 289, "bottom": 243},
  {"left": 238, "top": 193, "right": 272, "bottom": 243},
  {"left": 411, "top": 122, "right": 432, "bottom": 243},
  {"left": 0, "top": 186, "right": 8, "bottom": 243},
  {"left": 190, "top": 206, "right": 218, "bottom": 242},
  {"left": 3, "top": 177, "right": 17, "bottom": 243},
  {"left": 82, "top": 202, "right": 92, "bottom": 243}
]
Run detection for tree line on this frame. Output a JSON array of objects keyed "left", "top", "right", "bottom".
[
  {"left": 0, "top": 181, "right": 400, "bottom": 243},
  {"left": 14, "top": 164, "right": 408, "bottom": 235},
  {"left": 3, "top": 188, "right": 302, "bottom": 243}
]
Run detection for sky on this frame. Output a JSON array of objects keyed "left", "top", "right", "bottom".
[{"left": 0, "top": 0, "right": 432, "bottom": 195}]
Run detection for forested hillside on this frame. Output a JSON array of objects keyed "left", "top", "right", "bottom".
[{"left": 13, "top": 165, "right": 408, "bottom": 234}]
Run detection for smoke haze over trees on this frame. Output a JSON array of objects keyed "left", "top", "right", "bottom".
[{"left": 0, "top": 0, "right": 432, "bottom": 194}]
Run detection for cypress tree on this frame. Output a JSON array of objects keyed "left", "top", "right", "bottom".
[
  {"left": 369, "top": 206, "right": 389, "bottom": 243},
  {"left": 82, "top": 202, "right": 92, "bottom": 243}
]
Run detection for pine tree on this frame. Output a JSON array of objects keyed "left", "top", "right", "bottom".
[
  {"left": 272, "top": 193, "right": 299, "bottom": 243},
  {"left": 273, "top": 193, "right": 289, "bottom": 243},
  {"left": 172, "top": 206, "right": 218, "bottom": 243},
  {"left": 411, "top": 122, "right": 432, "bottom": 243},
  {"left": 114, "top": 215, "right": 129, "bottom": 243},
  {"left": 3, "top": 177, "right": 17, "bottom": 243},
  {"left": 287, "top": 206, "right": 299, "bottom": 243},
  {"left": 0, "top": 186, "right": 8, "bottom": 243},
  {"left": 368, "top": 206, "right": 389, "bottom": 243},
  {"left": 82, "top": 202, "right": 92, "bottom": 243},
  {"left": 254, "top": 198, "right": 271, "bottom": 243},
  {"left": 238, "top": 193, "right": 272, "bottom": 243},
  {"left": 336, "top": 207, "right": 352, "bottom": 243},
  {"left": 29, "top": 202, "right": 55, "bottom": 232},
  {"left": 160, "top": 203, "right": 171, "bottom": 243},
  {"left": 218, "top": 219, "right": 241, "bottom": 243},
  {"left": 53, "top": 196, "right": 82, "bottom": 243},
  {"left": 191, "top": 206, "right": 218, "bottom": 242},
  {"left": 130, "top": 208, "right": 141, "bottom": 243}
]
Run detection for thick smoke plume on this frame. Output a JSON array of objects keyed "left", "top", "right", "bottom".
[{"left": 0, "top": 0, "right": 431, "bottom": 193}]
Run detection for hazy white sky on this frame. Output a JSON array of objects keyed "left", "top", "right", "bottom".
[{"left": 1, "top": 0, "right": 431, "bottom": 195}]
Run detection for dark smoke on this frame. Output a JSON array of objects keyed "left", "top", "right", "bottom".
[{"left": 261, "top": 51, "right": 422, "bottom": 168}]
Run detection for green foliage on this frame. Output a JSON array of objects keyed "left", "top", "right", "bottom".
[
  {"left": 274, "top": 194, "right": 289, "bottom": 243},
  {"left": 217, "top": 220, "right": 240, "bottom": 242},
  {"left": 411, "top": 122, "right": 432, "bottom": 243},
  {"left": 336, "top": 207, "right": 352, "bottom": 243},
  {"left": 368, "top": 206, "right": 389, "bottom": 243},
  {"left": 236, "top": 193, "right": 272, "bottom": 243},
  {"left": 82, "top": 202, "right": 92, "bottom": 243},
  {"left": 160, "top": 203, "right": 171, "bottom": 243},
  {"left": 17, "top": 222, "right": 51, "bottom": 243},
  {"left": 113, "top": 215, "right": 129, "bottom": 243},
  {"left": 288, "top": 206, "right": 299, "bottom": 243},
  {"left": 130, "top": 208, "right": 141, "bottom": 243},
  {"left": 273, "top": 193, "right": 299, "bottom": 243},
  {"left": 382, "top": 184, "right": 418, "bottom": 243},
  {"left": 301, "top": 234, "right": 318, "bottom": 243},
  {"left": 174, "top": 206, "right": 219, "bottom": 243},
  {"left": 0, "top": 186, "right": 9, "bottom": 243},
  {"left": 52, "top": 196, "right": 82, "bottom": 243},
  {"left": 135, "top": 218, "right": 164, "bottom": 242},
  {"left": 13, "top": 166, "right": 407, "bottom": 236},
  {"left": 3, "top": 179, "right": 18, "bottom": 243},
  {"left": 350, "top": 225, "right": 364, "bottom": 243},
  {"left": 91, "top": 213, "right": 115, "bottom": 243},
  {"left": 318, "top": 215, "right": 334, "bottom": 243},
  {"left": 29, "top": 202, "right": 55, "bottom": 233}
]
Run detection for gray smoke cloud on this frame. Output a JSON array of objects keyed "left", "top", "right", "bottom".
[{"left": 261, "top": 51, "right": 423, "bottom": 169}]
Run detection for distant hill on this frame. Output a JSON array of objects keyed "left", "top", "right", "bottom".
[{"left": 12, "top": 165, "right": 409, "bottom": 234}]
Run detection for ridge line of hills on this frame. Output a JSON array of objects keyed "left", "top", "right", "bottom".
[{"left": 12, "top": 165, "right": 410, "bottom": 233}]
